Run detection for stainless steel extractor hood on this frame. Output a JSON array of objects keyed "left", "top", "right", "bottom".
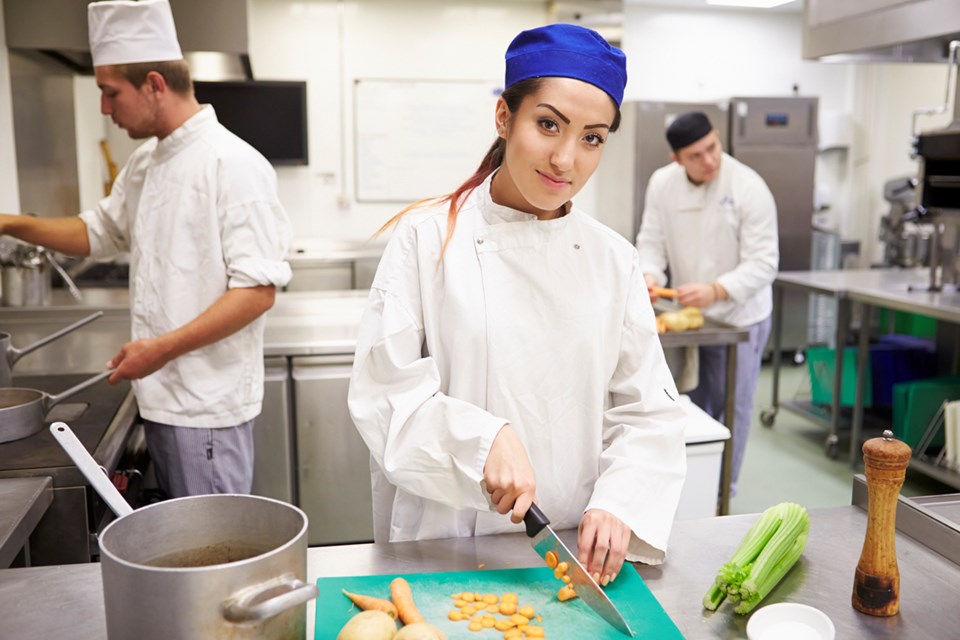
[
  {"left": 3, "top": 0, "right": 252, "bottom": 80},
  {"left": 804, "top": 0, "right": 960, "bottom": 63}
]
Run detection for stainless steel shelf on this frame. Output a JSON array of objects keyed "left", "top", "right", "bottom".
[{"left": 910, "top": 457, "right": 960, "bottom": 491}]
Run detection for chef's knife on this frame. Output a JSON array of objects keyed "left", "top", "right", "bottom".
[{"left": 523, "top": 504, "right": 635, "bottom": 636}]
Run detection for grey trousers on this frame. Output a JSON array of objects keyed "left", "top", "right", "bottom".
[
  {"left": 143, "top": 418, "right": 256, "bottom": 498},
  {"left": 687, "top": 315, "right": 772, "bottom": 496}
]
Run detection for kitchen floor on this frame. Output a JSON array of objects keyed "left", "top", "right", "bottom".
[{"left": 729, "top": 360, "right": 956, "bottom": 516}]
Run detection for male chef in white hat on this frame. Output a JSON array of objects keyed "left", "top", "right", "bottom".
[{"left": 0, "top": 0, "right": 293, "bottom": 498}]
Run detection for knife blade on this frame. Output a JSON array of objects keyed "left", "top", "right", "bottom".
[{"left": 523, "top": 504, "right": 635, "bottom": 637}]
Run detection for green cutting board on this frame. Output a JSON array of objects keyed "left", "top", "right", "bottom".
[{"left": 315, "top": 564, "right": 683, "bottom": 639}]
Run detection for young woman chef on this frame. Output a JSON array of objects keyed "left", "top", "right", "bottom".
[{"left": 348, "top": 24, "right": 687, "bottom": 586}]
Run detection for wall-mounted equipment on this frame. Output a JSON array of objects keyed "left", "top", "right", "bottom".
[{"left": 193, "top": 81, "right": 309, "bottom": 166}]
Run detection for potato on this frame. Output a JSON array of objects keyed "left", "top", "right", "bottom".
[
  {"left": 661, "top": 312, "right": 690, "bottom": 332},
  {"left": 393, "top": 622, "right": 449, "bottom": 640},
  {"left": 337, "top": 610, "right": 398, "bottom": 640}
]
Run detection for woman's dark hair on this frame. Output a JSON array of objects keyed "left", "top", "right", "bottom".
[{"left": 378, "top": 77, "right": 621, "bottom": 261}]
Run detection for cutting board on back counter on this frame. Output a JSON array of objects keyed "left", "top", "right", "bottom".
[{"left": 314, "top": 564, "right": 683, "bottom": 639}]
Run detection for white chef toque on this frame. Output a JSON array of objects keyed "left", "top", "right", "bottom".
[{"left": 88, "top": 0, "right": 183, "bottom": 67}]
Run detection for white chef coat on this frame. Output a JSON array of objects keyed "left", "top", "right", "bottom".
[
  {"left": 636, "top": 152, "right": 779, "bottom": 328},
  {"left": 349, "top": 174, "right": 687, "bottom": 565},
  {"left": 80, "top": 106, "right": 292, "bottom": 428}
]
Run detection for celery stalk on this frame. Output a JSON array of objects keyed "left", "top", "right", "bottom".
[
  {"left": 702, "top": 502, "right": 810, "bottom": 614},
  {"left": 737, "top": 503, "right": 810, "bottom": 605},
  {"left": 716, "top": 503, "right": 784, "bottom": 592},
  {"left": 734, "top": 530, "right": 808, "bottom": 614}
]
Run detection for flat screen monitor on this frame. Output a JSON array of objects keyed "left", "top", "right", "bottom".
[{"left": 193, "top": 80, "right": 308, "bottom": 166}]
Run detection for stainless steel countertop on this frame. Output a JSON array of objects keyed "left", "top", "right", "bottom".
[
  {"left": 1, "top": 504, "right": 956, "bottom": 639},
  {"left": 2, "top": 288, "right": 749, "bottom": 371},
  {"left": 0, "top": 477, "right": 52, "bottom": 568},
  {"left": 287, "top": 246, "right": 386, "bottom": 266},
  {"left": 775, "top": 268, "right": 928, "bottom": 296},
  {"left": 0, "top": 289, "right": 371, "bottom": 372},
  {"left": 776, "top": 267, "right": 960, "bottom": 324},
  {"left": 654, "top": 301, "right": 750, "bottom": 348},
  {"left": 264, "top": 291, "right": 369, "bottom": 357}
]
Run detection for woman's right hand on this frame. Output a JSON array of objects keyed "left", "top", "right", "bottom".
[{"left": 483, "top": 424, "right": 537, "bottom": 524}]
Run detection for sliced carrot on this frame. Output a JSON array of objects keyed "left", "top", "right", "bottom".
[
  {"left": 558, "top": 584, "right": 578, "bottom": 602},
  {"left": 390, "top": 577, "right": 425, "bottom": 625},
  {"left": 544, "top": 550, "right": 559, "bottom": 569},
  {"left": 341, "top": 589, "right": 398, "bottom": 620}
]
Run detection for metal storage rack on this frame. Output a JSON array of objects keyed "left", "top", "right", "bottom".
[{"left": 764, "top": 268, "right": 960, "bottom": 490}]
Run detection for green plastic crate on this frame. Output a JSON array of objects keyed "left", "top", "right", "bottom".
[
  {"left": 892, "top": 376, "right": 960, "bottom": 450},
  {"left": 807, "top": 346, "right": 873, "bottom": 408},
  {"left": 877, "top": 309, "right": 938, "bottom": 338}
]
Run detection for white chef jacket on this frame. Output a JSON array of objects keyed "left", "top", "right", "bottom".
[
  {"left": 80, "top": 106, "right": 292, "bottom": 428},
  {"left": 348, "top": 174, "right": 687, "bottom": 565},
  {"left": 636, "top": 152, "right": 779, "bottom": 328}
]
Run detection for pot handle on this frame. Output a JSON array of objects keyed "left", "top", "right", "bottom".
[
  {"left": 8, "top": 311, "right": 104, "bottom": 365},
  {"left": 42, "top": 369, "right": 113, "bottom": 413},
  {"left": 221, "top": 574, "right": 320, "bottom": 624}
]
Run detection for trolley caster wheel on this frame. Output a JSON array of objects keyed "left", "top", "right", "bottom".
[
  {"left": 824, "top": 436, "right": 839, "bottom": 460},
  {"left": 760, "top": 408, "right": 777, "bottom": 427}
]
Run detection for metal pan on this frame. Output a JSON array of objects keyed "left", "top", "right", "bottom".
[
  {"left": 0, "top": 369, "right": 112, "bottom": 443},
  {"left": 0, "top": 311, "right": 104, "bottom": 386}
]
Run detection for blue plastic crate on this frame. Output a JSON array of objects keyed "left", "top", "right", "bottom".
[{"left": 870, "top": 337, "right": 937, "bottom": 407}]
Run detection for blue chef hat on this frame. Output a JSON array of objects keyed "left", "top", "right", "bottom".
[{"left": 504, "top": 24, "right": 627, "bottom": 106}]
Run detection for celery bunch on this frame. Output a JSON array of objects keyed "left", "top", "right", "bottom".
[{"left": 702, "top": 502, "right": 809, "bottom": 615}]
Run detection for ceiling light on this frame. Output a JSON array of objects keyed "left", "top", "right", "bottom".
[{"left": 706, "top": 0, "right": 794, "bottom": 8}]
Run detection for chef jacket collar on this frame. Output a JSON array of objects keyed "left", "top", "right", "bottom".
[
  {"left": 479, "top": 170, "right": 572, "bottom": 227},
  {"left": 150, "top": 105, "right": 217, "bottom": 163}
]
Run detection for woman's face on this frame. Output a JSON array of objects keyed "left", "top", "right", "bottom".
[{"left": 491, "top": 77, "right": 616, "bottom": 219}]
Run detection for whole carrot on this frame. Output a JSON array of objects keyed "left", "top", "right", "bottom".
[
  {"left": 341, "top": 589, "right": 399, "bottom": 620},
  {"left": 390, "top": 577, "right": 425, "bottom": 625},
  {"left": 651, "top": 286, "right": 677, "bottom": 299}
]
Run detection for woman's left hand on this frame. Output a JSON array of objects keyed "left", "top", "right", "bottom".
[{"left": 577, "top": 509, "right": 631, "bottom": 586}]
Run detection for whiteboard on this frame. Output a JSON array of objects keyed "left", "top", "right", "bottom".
[{"left": 354, "top": 79, "right": 502, "bottom": 203}]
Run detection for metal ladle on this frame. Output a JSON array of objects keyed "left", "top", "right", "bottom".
[
  {"left": 0, "top": 311, "right": 104, "bottom": 387},
  {"left": 41, "top": 248, "right": 84, "bottom": 302},
  {"left": 50, "top": 421, "right": 134, "bottom": 517}
]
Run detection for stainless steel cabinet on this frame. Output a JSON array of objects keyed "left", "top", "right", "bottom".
[
  {"left": 252, "top": 357, "right": 295, "bottom": 503},
  {"left": 285, "top": 263, "right": 354, "bottom": 292},
  {"left": 730, "top": 96, "right": 818, "bottom": 356},
  {"left": 293, "top": 355, "right": 374, "bottom": 545}
]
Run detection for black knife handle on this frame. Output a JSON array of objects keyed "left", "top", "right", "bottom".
[{"left": 523, "top": 503, "right": 551, "bottom": 538}]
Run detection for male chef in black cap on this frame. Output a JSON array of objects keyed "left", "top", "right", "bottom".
[{"left": 635, "top": 111, "right": 779, "bottom": 496}]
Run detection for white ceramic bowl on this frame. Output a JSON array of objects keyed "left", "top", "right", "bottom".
[{"left": 746, "top": 603, "right": 836, "bottom": 640}]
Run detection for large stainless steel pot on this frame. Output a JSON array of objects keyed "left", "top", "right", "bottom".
[
  {"left": 1, "top": 257, "right": 50, "bottom": 306},
  {"left": 50, "top": 423, "right": 319, "bottom": 640},
  {"left": 1, "top": 244, "right": 84, "bottom": 306},
  {"left": 0, "top": 311, "right": 103, "bottom": 386},
  {"left": 0, "top": 369, "right": 112, "bottom": 443}
]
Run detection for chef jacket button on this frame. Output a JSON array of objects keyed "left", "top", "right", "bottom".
[
  {"left": 574, "top": 244, "right": 580, "bottom": 250},
  {"left": 477, "top": 239, "right": 484, "bottom": 245}
]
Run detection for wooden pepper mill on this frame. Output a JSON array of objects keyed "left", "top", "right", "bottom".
[{"left": 852, "top": 429, "right": 912, "bottom": 616}]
